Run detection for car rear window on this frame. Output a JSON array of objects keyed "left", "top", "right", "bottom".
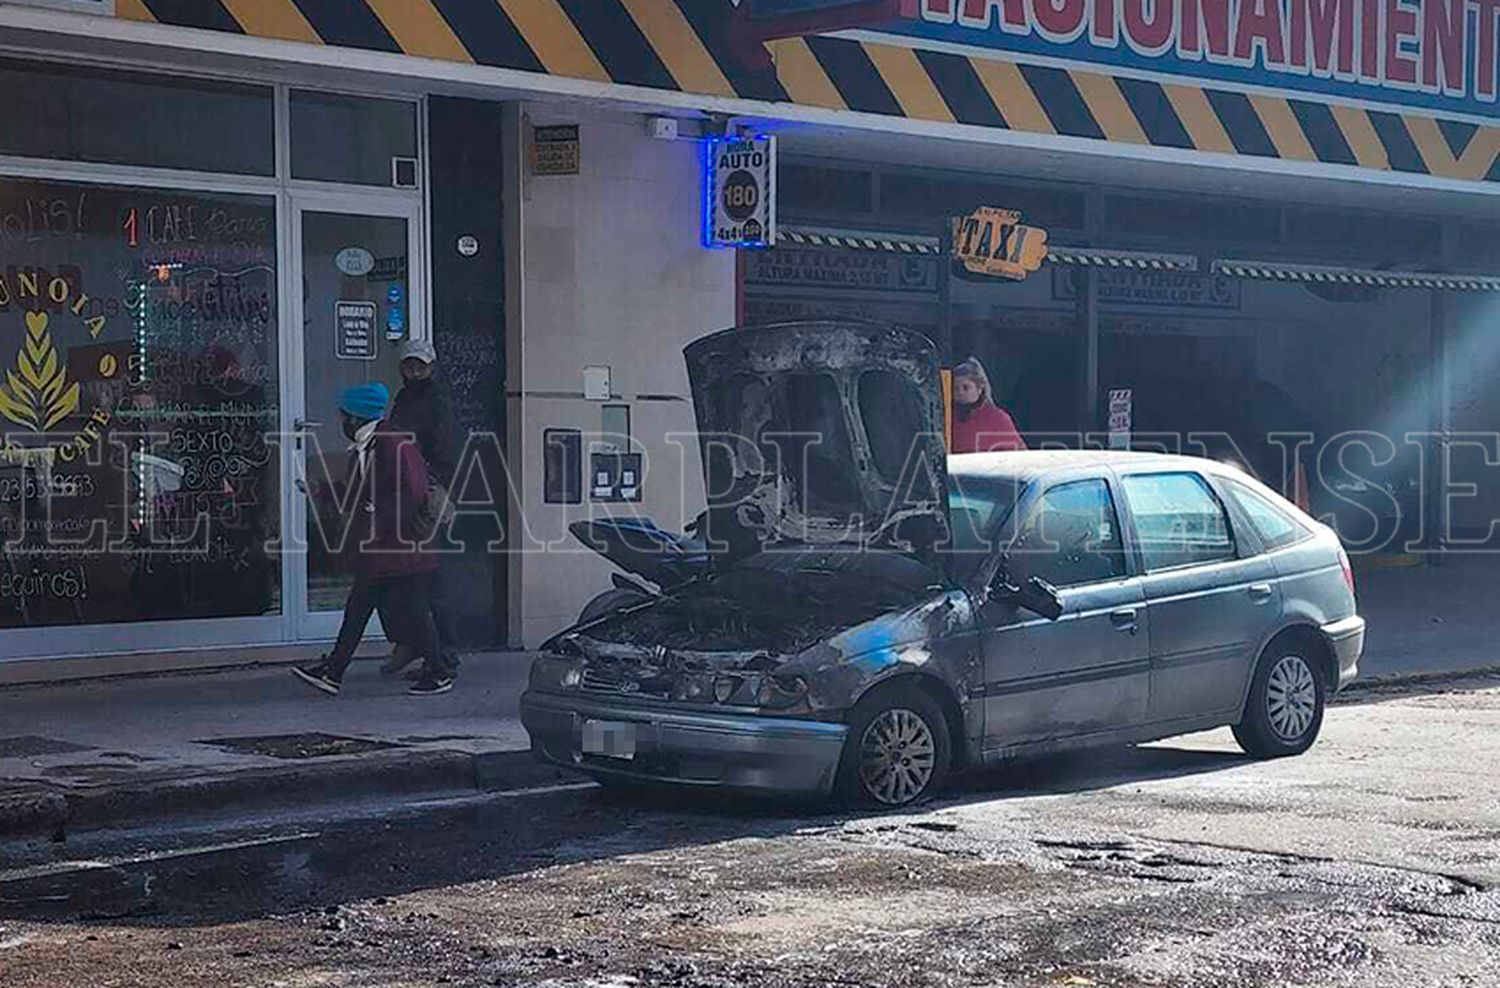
[
  {"left": 1224, "top": 480, "right": 1310, "bottom": 551},
  {"left": 1121, "top": 472, "right": 1236, "bottom": 571}
]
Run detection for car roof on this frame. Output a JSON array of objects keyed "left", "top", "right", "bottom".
[{"left": 947, "top": 449, "right": 1244, "bottom": 484}]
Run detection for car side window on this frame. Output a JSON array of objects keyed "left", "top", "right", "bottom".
[
  {"left": 1121, "top": 473, "right": 1236, "bottom": 572},
  {"left": 1224, "top": 480, "right": 1309, "bottom": 552},
  {"left": 1008, "top": 479, "right": 1127, "bottom": 588}
]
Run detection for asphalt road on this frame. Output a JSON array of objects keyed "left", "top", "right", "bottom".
[{"left": 2, "top": 675, "right": 1498, "bottom": 988}]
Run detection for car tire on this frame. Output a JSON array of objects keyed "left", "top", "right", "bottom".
[
  {"left": 836, "top": 682, "right": 951, "bottom": 809},
  {"left": 576, "top": 588, "right": 648, "bottom": 625},
  {"left": 1233, "top": 639, "right": 1326, "bottom": 758}
]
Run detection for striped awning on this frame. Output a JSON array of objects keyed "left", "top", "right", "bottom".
[
  {"left": 777, "top": 226, "right": 941, "bottom": 254},
  {"left": 1213, "top": 260, "right": 1500, "bottom": 291},
  {"left": 1046, "top": 247, "right": 1199, "bottom": 271}
]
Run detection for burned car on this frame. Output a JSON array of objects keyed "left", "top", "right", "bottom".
[{"left": 521, "top": 322, "right": 1365, "bottom": 807}]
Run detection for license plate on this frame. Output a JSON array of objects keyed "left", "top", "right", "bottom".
[{"left": 581, "top": 720, "right": 637, "bottom": 760}]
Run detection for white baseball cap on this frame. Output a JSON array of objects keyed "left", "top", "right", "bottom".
[{"left": 397, "top": 339, "right": 437, "bottom": 364}]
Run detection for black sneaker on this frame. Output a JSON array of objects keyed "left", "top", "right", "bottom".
[
  {"left": 380, "top": 645, "right": 418, "bottom": 678},
  {"left": 408, "top": 676, "right": 454, "bottom": 697},
  {"left": 292, "top": 662, "right": 342, "bottom": 696}
]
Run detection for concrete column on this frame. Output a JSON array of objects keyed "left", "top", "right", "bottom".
[{"left": 1077, "top": 266, "right": 1099, "bottom": 437}]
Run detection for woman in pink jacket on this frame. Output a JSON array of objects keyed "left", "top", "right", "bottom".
[{"left": 951, "top": 357, "right": 1027, "bottom": 454}]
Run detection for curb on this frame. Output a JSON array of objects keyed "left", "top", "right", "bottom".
[
  {"left": 1336, "top": 664, "right": 1500, "bottom": 698},
  {"left": 0, "top": 746, "right": 580, "bottom": 841}
]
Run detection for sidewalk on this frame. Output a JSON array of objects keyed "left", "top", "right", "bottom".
[
  {"left": 1353, "top": 552, "right": 1500, "bottom": 679},
  {"left": 0, "top": 653, "right": 558, "bottom": 840}
]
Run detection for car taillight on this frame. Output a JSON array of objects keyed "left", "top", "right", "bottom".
[{"left": 1338, "top": 546, "right": 1356, "bottom": 598}]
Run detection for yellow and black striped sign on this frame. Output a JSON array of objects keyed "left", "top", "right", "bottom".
[{"left": 117, "top": 0, "right": 1500, "bottom": 186}]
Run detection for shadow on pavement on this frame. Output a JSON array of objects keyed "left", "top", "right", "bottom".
[{"left": 0, "top": 741, "right": 1249, "bottom": 928}]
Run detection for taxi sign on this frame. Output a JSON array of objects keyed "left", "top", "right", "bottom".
[{"left": 952, "top": 207, "right": 1048, "bottom": 280}]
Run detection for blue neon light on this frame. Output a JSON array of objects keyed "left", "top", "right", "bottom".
[{"left": 702, "top": 134, "right": 776, "bottom": 251}]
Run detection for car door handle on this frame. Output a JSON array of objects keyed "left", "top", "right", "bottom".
[
  {"left": 1248, "top": 583, "right": 1274, "bottom": 601},
  {"left": 1109, "top": 608, "right": 1139, "bottom": 634}
]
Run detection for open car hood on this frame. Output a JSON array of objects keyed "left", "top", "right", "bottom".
[
  {"left": 684, "top": 321, "right": 949, "bottom": 564},
  {"left": 569, "top": 518, "right": 709, "bottom": 591}
]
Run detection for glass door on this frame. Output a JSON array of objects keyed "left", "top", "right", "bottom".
[{"left": 286, "top": 196, "right": 423, "bottom": 641}]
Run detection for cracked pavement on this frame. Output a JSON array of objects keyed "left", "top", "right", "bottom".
[{"left": 1, "top": 676, "right": 1498, "bottom": 988}]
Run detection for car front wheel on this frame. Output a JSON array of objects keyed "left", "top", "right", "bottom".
[
  {"left": 1233, "top": 642, "right": 1326, "bottom": 758},
  {"left": 837, "top": 683, "right": 951, "bottom": 808}
]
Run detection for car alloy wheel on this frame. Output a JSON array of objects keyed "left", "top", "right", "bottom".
[
  {"left": 1265, "top": 654, "right": 1317, "bottom": 741},
  {"left": 858, "top": 707, "right": 937, "bottom": 806}
]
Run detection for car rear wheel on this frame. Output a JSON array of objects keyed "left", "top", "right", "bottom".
[
  {"left": 1233, "top": 643, "right": 1326, "bottom": 758},
  {"left": 837, "top": 684, "right": 951, "bottom": 808}
]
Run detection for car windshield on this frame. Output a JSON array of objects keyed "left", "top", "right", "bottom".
[{"left": 944, "top": 475, "right": 1024, "bottom": 579}]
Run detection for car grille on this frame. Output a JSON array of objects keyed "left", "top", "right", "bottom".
[{"left": 580, "top": 667, "right": 668, "bottom": 699}]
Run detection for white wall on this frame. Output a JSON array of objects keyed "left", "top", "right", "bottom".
[{"left": 510, "top": 105, "right": 736, "bottom": 647}]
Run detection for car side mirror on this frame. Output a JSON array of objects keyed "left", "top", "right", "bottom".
[{"left": 992, "top": 573, "right": 1064, "bottom": 621}]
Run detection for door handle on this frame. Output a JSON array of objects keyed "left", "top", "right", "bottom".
[
  {"left": 1248, "top": 583, "right": 1274, "bottom": 601},
  {"left": 294, "top": 418, "right": 322, "bottom": 432},
  {"left": 1109, "top": 608, "right": 1139, "bottom": 634}
]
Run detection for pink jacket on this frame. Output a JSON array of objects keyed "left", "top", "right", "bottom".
[{"left": 952, "top": 402, "right": 1027, "bottom": 454}]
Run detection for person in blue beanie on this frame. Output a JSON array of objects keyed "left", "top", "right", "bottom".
[{"left": 293, "top": 382, "right": 454, "bottom": 697}]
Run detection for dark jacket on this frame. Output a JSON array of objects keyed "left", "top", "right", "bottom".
[
  {"left": 348, "top": 422, "right": 438, "bottom": 580},
  {"left": 389, "top": 377, "right": 458, "bottom": 488}
]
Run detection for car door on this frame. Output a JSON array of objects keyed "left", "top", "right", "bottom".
[
  {"left": 978, "top": 477, "right": 1151, "bottom": 749},
  {"left": 1118, "top": 471, "right": 1282, "bottom": 724}
]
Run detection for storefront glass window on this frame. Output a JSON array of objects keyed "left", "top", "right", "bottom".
[
  {"left": 0, "top": 59, "right": 274, "bottom": 177},
  {"left": 290, "top": 92, "right": 418, "bottom": 187},
  {"left": 0, "top": 177, "right": 281, "bottom": 627}
]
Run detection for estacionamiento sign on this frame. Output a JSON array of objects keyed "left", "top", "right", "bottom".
[{"left": 881, "top": 1, "right": 1500, "bottom": 121}]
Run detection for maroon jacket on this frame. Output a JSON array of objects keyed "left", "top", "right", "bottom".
[
  {"left": 952, "top": 401, "right": 1027, "bottom": 454},
  {"left": 347, "top": 422, "right": 438, "bottom": 579}
]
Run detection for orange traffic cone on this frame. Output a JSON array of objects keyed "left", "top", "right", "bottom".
[{"left": 1293, "top": 457, "right": 1310, "bottom": 513}]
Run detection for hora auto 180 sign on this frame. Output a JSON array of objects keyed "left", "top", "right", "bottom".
[{"left": 704, "top": 135, "right": 777, "bottom": 250}]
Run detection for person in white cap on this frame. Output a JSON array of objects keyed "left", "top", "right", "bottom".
[{"left": 382, "top": 338, "right": 462, "bottom": 679}]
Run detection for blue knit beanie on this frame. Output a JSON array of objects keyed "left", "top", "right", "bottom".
[{"left": 339, "top": 382, "right": 389, "bottom": 422}]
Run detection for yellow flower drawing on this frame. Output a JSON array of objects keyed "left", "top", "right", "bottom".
[{"left": 0, "top": 311, "right": 81, "bottom": 432}]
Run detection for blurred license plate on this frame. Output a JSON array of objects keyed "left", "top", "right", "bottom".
[{"left": 581, "top": 720, "right": 637, "bottom": 760}]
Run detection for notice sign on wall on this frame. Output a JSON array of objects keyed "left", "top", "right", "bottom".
[
  {"left": 704, "top": 135, "right": 776, "bottom": 249},
  {"left": 531, "top": 125, "right": 580, "bottom": 176},
  {"left": 335, "top": 301, "right": 378, "bottom": 361},
  {"left": 1107, "top": 388, "right": 1133, "bottom": 450}
]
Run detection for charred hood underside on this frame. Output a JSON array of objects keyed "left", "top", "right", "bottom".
[{"left": 684, "top": 321, "right": 950, "bottom": 565}]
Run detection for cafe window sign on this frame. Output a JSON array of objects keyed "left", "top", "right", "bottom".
[
  {"left": 5, "top": 0, "right": 115, "bottom": 14},
  {"left": 0, "top": 176, "right": 280, "bottom": 629}
]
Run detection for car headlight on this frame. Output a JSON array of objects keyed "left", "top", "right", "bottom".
[
  {"left": 709, "top": 673, "right": 807, "bottom": 709},
  {"left": 756, "top": 675, "right": 808, "bottom": 709},
  {"left": 530, "top": 655, "right": 583, "bottom": 691},
  {"left": 713, "top": 675, "right": 740, "bottom": 704}
]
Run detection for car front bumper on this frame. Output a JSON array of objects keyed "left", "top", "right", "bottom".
[
  {"left": 520, "top": 689, "right": 849, "bottom": 795},
  {"left": 1321, "top": 615, "right": 1366, "bottom": 691}
]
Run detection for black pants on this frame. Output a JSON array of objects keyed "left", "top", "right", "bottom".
[
  {"left": 430, "top": 555, "right": 461, "bottom": 668},
  {"left": 326, "top": 572, "right": 441, "bottom": 681}
]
